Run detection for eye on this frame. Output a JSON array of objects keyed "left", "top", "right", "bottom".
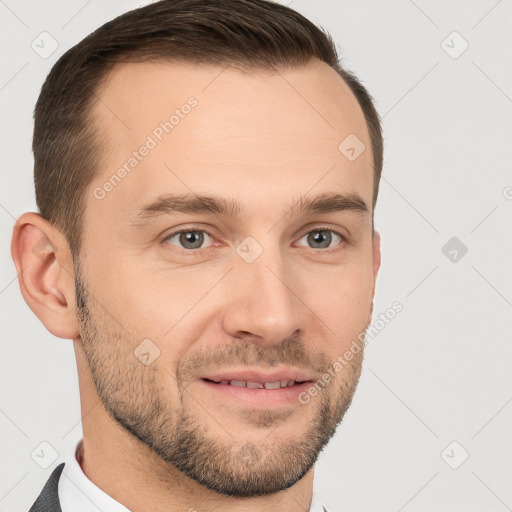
[
  {"left": 162, "top": 229, "right": 214, "bottom": 250},
  {"left": 297, "top": 228, "right": 344, "bottom": 250}
]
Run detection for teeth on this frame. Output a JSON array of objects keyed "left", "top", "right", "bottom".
[
  {"left": 219, "top": 379, "right": 297, "bottom": 388},
  {"left": 247, "top": 381, "right": 264, "bottom": 388}
]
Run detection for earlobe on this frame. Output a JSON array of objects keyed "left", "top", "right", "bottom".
[{"left": 11, "top": 213, "right": 79, "bottom": 340}]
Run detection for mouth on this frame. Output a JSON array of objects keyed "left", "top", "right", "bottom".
[
  {"left": 201, "top": 378, "right": 309, "bottom": 389},
  {"left": 197, "top": 368, "right": 316, "bottom": 408}
]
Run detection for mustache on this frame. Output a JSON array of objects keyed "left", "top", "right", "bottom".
[{"left": 176, "top": 336, "right": 331, "bottom": 381}]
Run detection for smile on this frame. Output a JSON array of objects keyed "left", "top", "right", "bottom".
[{"left": 203, "top": 378, "right": 305, "bottom": 389}]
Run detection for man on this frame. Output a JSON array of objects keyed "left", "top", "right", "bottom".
[{"left": 11, "top": 0, "right": 383, "bottom": 510}]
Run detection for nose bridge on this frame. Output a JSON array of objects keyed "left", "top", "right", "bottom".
[{"left": 222, "top": 242, "right": 302, "bottom": 344}]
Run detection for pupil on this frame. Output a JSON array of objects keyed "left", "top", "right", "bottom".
[
  {"left": 181, "top": 231, "right": 203, "bottom": 249},
  {"left": 309, "top": 230, "right": 331, "bottom": 249}
]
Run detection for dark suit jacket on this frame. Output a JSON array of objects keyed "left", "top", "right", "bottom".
[{"left": 29, "top": 463, "right": 64, "bottom": 512}]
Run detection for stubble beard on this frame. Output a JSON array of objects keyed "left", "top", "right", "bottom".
[{"left": 74, "top": 261, "right": 364, "bottom": 497}]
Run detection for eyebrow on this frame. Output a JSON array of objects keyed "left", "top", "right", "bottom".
[{"left": 130, "top": 191, "right": 369, "bottom": 224}]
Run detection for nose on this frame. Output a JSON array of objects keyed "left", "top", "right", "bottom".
[{"left": 221, "top": 250, "right": 303, "bottom": 347}]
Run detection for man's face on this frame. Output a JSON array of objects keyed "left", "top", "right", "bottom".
[{"left": 76, "top": 59, "right": 379, "bottom": 497}]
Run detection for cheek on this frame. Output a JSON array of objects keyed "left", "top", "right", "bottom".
[
  {"left": 310, "top": 264, "right": 374, "bottom": 339},
  {"left": 87, "top": 254, "right": 178, "bottom": 322},
  {"left": 87, "top": 257, "right": 215, "bottom": 366}
]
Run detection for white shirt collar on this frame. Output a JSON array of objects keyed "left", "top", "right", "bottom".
[
  {"left": 58, "top": 439, "right": 330, "bottom": 512},
  {"left": 58, "top": 438, "right": 130, "bottom": 512}
]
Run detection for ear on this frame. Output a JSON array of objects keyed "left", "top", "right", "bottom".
[
  {"left": 10, "top": 212, "right": 79, "bottom": 339},
  {"left": 367, "top": 230, "right": 381, "bottom": 322},
  {"left": 372, "top": 230, "right": 381, "bottom": 282}
]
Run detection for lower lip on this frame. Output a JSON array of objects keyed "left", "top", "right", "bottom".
[{"left": 198, "top": 379, "right": 313, "bottom": 408}]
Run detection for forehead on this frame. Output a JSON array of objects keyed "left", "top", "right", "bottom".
[{"left": 88, "top": 59, "right": 373, "bottom": 221}]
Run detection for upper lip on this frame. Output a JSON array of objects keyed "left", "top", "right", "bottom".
[{"left": 200, "top": 367, "right": 316, "bottom": 383}]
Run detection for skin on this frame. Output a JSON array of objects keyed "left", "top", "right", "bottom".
[{"left": 11, "top": 58, "right": 381, "bottom": 512}]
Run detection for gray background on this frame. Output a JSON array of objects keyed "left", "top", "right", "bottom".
[{"left": 1, "top": 1, "right": 511, "bottom": 511}]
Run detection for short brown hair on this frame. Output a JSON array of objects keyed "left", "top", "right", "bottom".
[{"left": 33, "top": 0, "right": 383, "bottom": 257}]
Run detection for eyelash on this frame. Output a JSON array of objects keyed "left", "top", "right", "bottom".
[{"left": 161, "top": 225, "right": 346, "bottom": 255}]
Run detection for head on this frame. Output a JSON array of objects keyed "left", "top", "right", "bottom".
[{"left": 12, "top": 0, "right": 382, "bottom": 499}]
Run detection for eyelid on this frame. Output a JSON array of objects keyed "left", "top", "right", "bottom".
[{"left": 298, "top": 224, "right": 347, "bottom": 239}]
